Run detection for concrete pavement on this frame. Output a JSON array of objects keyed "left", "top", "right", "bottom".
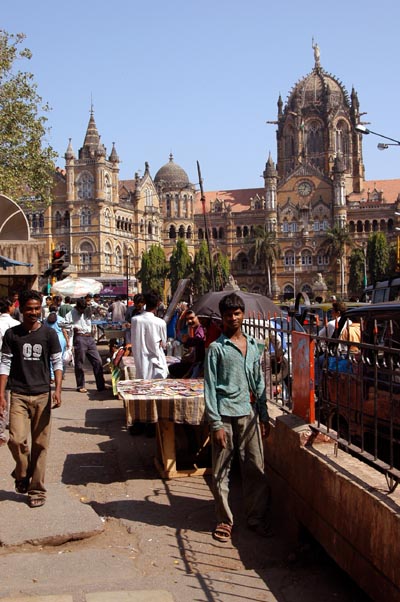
[{"left": 0, "top": 347, "right": 371, "bottom": 601}]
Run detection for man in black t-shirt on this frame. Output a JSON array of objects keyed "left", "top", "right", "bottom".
[{"left": 0, "top": 290, "right": 63, "bottom": 508}]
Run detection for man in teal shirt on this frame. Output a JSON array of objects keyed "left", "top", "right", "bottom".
[{"left": 204, "top": 292, "right": 271, "bottom": 542}]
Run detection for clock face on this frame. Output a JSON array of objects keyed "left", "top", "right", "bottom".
[{"left": 298, "top": 181, "right": 313, "bottom": 197}]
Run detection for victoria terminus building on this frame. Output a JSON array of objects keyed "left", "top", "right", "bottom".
[{"left": 24, "top": 46, "right": 400, "bottom": 300}]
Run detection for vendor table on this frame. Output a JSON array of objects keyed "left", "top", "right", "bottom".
[{"left": 117, "top": 378, "right": 209, "bottom": 479}]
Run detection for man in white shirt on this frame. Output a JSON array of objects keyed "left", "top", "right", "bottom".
[
  {"left": 130, "top": 292, "right": 168, "bottom": 380},
  {"left": 64, "top": 298, "right": 106, "bottom": 393},
  {"left": 0, "top": 298, "right": 20, "bottom": 445}
]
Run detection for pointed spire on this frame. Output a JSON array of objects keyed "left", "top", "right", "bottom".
[
  {"left": 277, "top": 94, "right": 283, "bottom": 116},
  {"left": 96, "top": 135, "right": 106, "bottom": 157},
  {"left": 109, "top": 142, "right": 119, "bottom": 163},
  {"left": 144, "top": 161, "right": 150, "bottom": 174},
  {"left": 80, "top": 107, "right": 100, "bottom": 158},
  {"left": 65, "top": 138, "right": 75, "bottom": 160},
  {"left": 264, "top": 152, "right": 277, "bottom": 178}
]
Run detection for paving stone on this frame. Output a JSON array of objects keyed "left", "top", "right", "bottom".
[{"left": 86, "top": 593, "right": 174, "bottom": 602}]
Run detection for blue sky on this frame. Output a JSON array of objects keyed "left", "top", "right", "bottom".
[{"left": 3, "top": 0, "right": 400, "bottom": 191}]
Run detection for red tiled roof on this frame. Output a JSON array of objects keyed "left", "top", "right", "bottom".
[
  {"left": 119, "top": 179, "right": 137, "bottom": 194},
  {"left": 349, "top": 179, "right": 400, "bottom": 203},
  {"left": 194, "top": 188, "right": 265, "bottom": 214}
]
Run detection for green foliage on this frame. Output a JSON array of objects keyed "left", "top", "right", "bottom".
[
  {"left": 348, "top": 248, "right": 365, "bottom": 297},
  {"left": 324, "top": 224, "right": 353, "bottom": 259},
  {"left": 169, "top": 239, "right": 193, "bottom": 293},
  {"left": 213, "top": 251, "right": 230, "bottom": 291},
  {"left": 247, "top": 226, "right": 279, "bottom": 295},
  {"left": 0, "top": 30, "right": 57, "bottom": 205},
  {"left": 367, "top": 232, "right": 390, "bottom": 283},
  {"left": 137, "top": 244, "right": 169, "bottom": 298},
  {"left": 193, "top": 241, "right": 212, "bottom": 296}
]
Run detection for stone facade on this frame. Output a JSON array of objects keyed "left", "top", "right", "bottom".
[{"left": 25, "top": 49, "right": 400, "bottom": 299}]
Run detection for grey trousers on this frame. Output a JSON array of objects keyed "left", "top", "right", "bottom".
[{"left": 211, "top": 407, "right": 269, "bottom": 527}]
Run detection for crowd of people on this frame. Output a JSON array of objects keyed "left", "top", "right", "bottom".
[{"left": 0, "top": 286, "right": 356, "bottom": 544}]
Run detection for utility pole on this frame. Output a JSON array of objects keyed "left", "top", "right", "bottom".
[{"left": 197, "top": 161, "right": 216, "bottom": 292}]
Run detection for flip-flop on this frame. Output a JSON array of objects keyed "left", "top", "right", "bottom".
[
  {"left": 212, "top": 523, "right": 232, "bottom": 542},
  {"left": 28, "top": 497, "right": 46, "bottom": 508}
]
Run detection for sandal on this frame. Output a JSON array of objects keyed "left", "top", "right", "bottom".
[
  {"left": 213, "top": 522, "right": 232, "bottom": 543},
  {"left": 28, "top": 497, "right": 46, "bottom": 508},
  {"left": 15, "top": 477, "right": 30, "bottom": 494},
  {"left": 77, "top": 388, "right": 88, "bottom": 393}
]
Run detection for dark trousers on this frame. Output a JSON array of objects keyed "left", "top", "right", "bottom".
[{"left": 73, "top": 335, "right": 105, "bottom": 391}]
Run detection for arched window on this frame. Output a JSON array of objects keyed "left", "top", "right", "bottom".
[
  {"left": 219, "top": 227, "right": 224, "bottom": 239},
  {"left": 198, "top": 228, "right": 204, "bottom": 240},
  {"left": 169, "top": 225, "right": 176, "bottom": 239},
  {"left": 236, "top": 226, "right": 242, "bottom": 238},
  {"left": 301, "top": 250, "right": 312, "bottom": 266},
  {"left": 80, "top": 207, "right": 91, "bottom": 226},
  {"left": 212, "top": 227, "right": 218, "bottom": 239},
  {"left": 182, "top": 195, "right": 188, "bottom": 218},
  {"left": 284, "top": 251, "right": 295, "bottom": 267},
  {"left": 63, "top": 211, "right": 70, "bottom": 228},
  {"left": 243, "top": 226, "right": 249, "bottom": 237},
  {"left": 145, "top": 188, "right": 153, "bottom": 207},
  {"left": 79, "top": 242, "right": 93, "bottom": 271},
  {"left": 178, "top": 225, "right": 185, "bottom": 238},
  {"left": 55, "top": 211, "right": 62, "bottom": 230},
  {"left": 105, "top": 242, "right": 112, "bottom": 269},
  {"left": 104, "top": 209, "right": 111, "bottom": 228},
  {"left": 174, "top": 195, "right": 179, "bottom": 216},
  {"left": 335, "top": 120, "right": 350, "bottom": 167},
  {"left": 166, "top": 195, "right": 171, "bottom": 217},
  {"left": 148, "top": 221, "right": 153, "bottom": 235},
  {"left": 186, "top": 226, "right": 192, "bottom": 239},
  {"left": 105, "top": 172, "right": 112, "bottom": 202},
  {"left": 115, "top": 246, "right": 122, "bottom": 269},
  {"left": 140, "top": 220, "right": 144, "bottom": 234},
  {"left": 77, "top": 172, "right": 94, "bottom": 199}
]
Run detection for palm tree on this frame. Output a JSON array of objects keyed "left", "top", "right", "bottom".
[
  {"left": 248, "top": 226, "right": 280, "bottom": 297},
  {"left": 324, "top": 225, "right": 353, "bottom": 298}
]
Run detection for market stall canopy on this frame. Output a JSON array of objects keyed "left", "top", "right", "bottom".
[
  {"left": 192, "top": 290, "right": 281, "bottom": 320},
  {"left": 51, "top": 276, "right": 103, "bottom": 297},
  {"left": 0, "top": 254, "right": 33, "bottom": 269}
]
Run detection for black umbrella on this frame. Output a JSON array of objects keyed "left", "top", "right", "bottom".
[{"left": 192, "top": 290, "right": 281, "bottom": 320}]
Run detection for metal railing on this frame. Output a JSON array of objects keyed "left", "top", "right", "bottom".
[{"left": 242, "top": 317, "right": 400, "bottom": 490}]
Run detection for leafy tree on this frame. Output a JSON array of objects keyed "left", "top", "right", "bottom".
[
  {"left": 348, "top": 248, "right": 366, "bottom": 298},
  {"left": 169, "top": 239, "right": 193, "bottom": 293},
  {"left": 324, "top": 225, "right": 353, "bottom": 297},
  {"left": 0, "top": 30, "right": 57, "bottom": 204},
  {"left": 137, "top": 244, "right": 169, "bottom": 298},
  {"left": 213, "top": 251, "right": 230, "bottom": 291},
  {"left": 192, "top": 241, "right": 212, "bottom": 297},
  {"left": 367, "top": 232, "right": 390, "bottom": 283},
  {"left": 248, "top": 226, "right": 279, "bottom": 297}
]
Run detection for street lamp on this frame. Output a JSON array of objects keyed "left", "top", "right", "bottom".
[{"left": 355, "top": 124, "right": 400, "bottom": 149}]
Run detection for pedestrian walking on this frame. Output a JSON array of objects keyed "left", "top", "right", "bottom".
[
  {"left": 0, "top": 289, "right": 63, "bottom": 507},
  {"left": 64, "top": 297, "right": 106, "bottom": 393},
  {"left": 0, "top": 298, "right": 20, "bottom": 445},
  {"left": 204, "top": 292, "right": 271, "bottom": 543},
  {"left": 109, "top": 296, "right": 126, "bottom": 323}
]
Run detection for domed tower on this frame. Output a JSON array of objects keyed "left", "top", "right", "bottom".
[
  {"left": 154, "top": 154, "right": 196, "bottom": 258},
  {"left": 276, "top": 43, "right": 365, "bottom": 195}
]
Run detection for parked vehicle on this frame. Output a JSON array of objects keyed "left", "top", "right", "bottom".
[{"left": 318, "top": 302, "right": 400, "bottom": 468}]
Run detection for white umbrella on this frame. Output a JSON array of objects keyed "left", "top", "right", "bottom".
[{"left": 51, "top": 276, "right": 103, "bottom": 298}]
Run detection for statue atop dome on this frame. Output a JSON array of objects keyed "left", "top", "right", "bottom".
[{"left": 312, "top": 38, "right": 321, "bottom": 69}]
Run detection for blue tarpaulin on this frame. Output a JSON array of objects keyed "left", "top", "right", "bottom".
[{"left": 0, "top": 254, "right": 33, "bottom": 269}]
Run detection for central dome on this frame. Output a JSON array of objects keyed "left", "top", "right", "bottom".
[{"left": 154, "top": 154, "right": 190, "bottom": 188}]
